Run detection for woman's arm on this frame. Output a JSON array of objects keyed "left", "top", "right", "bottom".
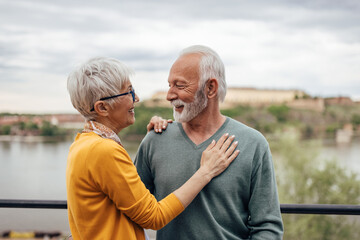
[
  {"left": 173, "top": 133, "right": 239, "bottom": 207},
  {"left": 98, "top": 133, "right": 238, "bottom": 230}
]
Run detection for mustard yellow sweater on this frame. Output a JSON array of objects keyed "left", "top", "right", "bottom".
[{"left": 66, "top": 132, "right": 184, "bottom": 240}]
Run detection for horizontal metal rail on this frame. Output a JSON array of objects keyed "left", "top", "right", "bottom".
[
  {"left": 0, "top": 199, "right": 67, "bottom": 209},
  {"left": 0, "top": 199, "right": 359, "bottom": 215},
  {"left": 280, "top": 204, "right": 360, "bottom": 215}
]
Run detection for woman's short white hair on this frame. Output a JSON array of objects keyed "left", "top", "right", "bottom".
[
  {"left": 179, "top": 45, "right": 227, "bottom": 102},
  {"left": 67, "top": 57, "right": 133, "bottom": 120}
]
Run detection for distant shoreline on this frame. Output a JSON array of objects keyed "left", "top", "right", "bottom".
[{"left": 0, "top": 135, "right": 68, "bottom": 142}]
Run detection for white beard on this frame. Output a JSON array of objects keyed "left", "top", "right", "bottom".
[{"left": 172, "top": 89, "right": 208, "bottom": 122}]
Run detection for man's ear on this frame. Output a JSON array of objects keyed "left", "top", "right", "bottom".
[
  {"left": 94, "top": 101, "right": 109, "bottom": 116},
  {"left": 206, "top": 79, "right": 219, "bottom": 99}
]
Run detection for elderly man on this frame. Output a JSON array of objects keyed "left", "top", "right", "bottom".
[{"left": 135, "top": 45, "right": 283, "bottom": 239}]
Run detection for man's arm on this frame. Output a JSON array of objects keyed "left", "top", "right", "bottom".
[{"left": 248, "top": 145, "right": 284, "bottom": 239}]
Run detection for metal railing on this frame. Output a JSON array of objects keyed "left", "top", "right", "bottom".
[{"left": 1, "top": 199, "right": 360, "bottom": 215}]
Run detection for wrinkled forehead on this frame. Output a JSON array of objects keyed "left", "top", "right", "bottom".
[
  {"left": 169, "top": 54, "right": 201, "bottom": 80},
  {"left": 174, "top": 53, "right": 201, "bottom": 68}
]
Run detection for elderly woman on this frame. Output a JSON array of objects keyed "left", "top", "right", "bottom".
[{"left": 66, "top": 57, "right": 239, "bottom": 240}]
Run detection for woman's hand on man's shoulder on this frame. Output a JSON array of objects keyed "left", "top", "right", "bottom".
[{"left": 146, "top": 116, "right": 173, "bottom": 133}]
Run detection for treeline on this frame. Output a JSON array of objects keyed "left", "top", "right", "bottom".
[
  {"left": 1, "top": 103, "right": 359, "bottom": 139},
  {"left": 0, "top": 120, "right": 67, "bottom": 137},
  {"left": 120, "top": 103, "right": 360, "bottom": 140},
  {"left": 222, "top": 104, "right": 360, "bottom": 138}
]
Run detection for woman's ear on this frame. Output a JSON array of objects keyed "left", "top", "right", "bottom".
[
  {"left": 206, "top": 79, "right": 219, "bottom": 99},
  {"left": 94, "top": 101, "right": 109, "bottom": 116}
]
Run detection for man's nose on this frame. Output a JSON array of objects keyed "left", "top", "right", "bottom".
[{"left": 166, "top": 87, "right": 177, "bottom": 102}]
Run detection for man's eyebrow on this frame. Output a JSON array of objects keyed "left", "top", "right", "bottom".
[{"left": 169, "top": 79, "right": 187, "bottom": 84}]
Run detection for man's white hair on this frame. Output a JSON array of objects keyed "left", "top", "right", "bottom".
[
  {"left": 67, "top": 57, "right": 133, "bottom": 120},
  {"left": 179, "top": 45, "right": 227, "bottom": 102}
]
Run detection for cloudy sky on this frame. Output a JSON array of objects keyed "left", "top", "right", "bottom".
[{"left": 1, "top": 0, "right": 359, "bottom": 113}]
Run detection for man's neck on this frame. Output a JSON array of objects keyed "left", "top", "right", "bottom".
[{"left": 182, "top": 110, "right": 226, "bottom": 145}]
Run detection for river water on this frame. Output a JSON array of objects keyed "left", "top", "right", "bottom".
[{"left": 0, "top": 137, "right": 359, "bottom": 235}]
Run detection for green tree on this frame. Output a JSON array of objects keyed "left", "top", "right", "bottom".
[
  {"left": 26, "top": 121, "right": 39, "bottom": 130},
  {"left": 220, "top": 105, "right": 252, "bottom": 118},
  {"left": 18, "top": 121, "right": 26, "bottom": 130},
  {"left": 1, "top": 125, "right": 11, "bottom": 135},
  {"left": 40, "top": 121, "right": 58, "bottom": 136},
  {"left": 325, "top": 123, "right": 341, "bottom": 135},
  {"left": 351, "top": 114, "right": 360, "bottom": 127},
  {"left": 268, "top": 105, "right": 289, "bottom": 122}
]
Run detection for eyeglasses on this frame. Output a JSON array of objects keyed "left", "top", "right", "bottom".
[{"left": 90, "top": 88, "right": 136, "bottom": 111}]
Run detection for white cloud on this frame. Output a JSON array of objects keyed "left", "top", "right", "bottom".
[{"left": 1, "top": 0, "right": 359, "bottom": 113}]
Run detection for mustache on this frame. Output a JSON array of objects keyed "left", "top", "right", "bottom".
[{"left": 171, "top": 99, "right": 186, "bottom": 107}]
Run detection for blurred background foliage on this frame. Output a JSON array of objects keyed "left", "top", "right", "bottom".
[{"left": 270, "top": 132, "right": 360, "bottom": 239}]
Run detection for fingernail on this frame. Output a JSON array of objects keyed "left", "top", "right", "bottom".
[
  {"left": 231, "top": 135, "right": 235, "bottom": 138},
  {"left": 225, "top": 133, "right": 229, "bottom": 136},
  {"left": 159, "top": 129, "right": 162, "bottom": 132},
  {"left": 234, "top": 141, "right": 238, "bottom": 145},
  {"left": 163, "top": 125, "right": 166, "bottom": 128}
]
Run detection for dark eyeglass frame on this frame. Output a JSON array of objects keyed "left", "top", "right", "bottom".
[{"left": 90, "top": 88, "right": 136, "bottom": 111}]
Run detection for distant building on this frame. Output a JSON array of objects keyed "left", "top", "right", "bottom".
[
  {"left": 0, "top": 115, "right": 29, "bottom": 125},
  {"left": 0, "top": 114, "right": 85, "bottom": 129},
  {"left": 220, "top": 87, "right": 306, "bottom": 108},
  {"left": 336, "top": 124, "right": 354, "bottom": 144},
  {"left": 325, "top": 97, "right": 354, "bottom": 106},
  {"left": 146, "top": 87, "right": 308, "bottom": 109},
  {"left": 287, "top": 98, "right": 325, "bottom": 112},
  {"left": 47, "top": 114, "right": 85, "bottom": 129}
]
